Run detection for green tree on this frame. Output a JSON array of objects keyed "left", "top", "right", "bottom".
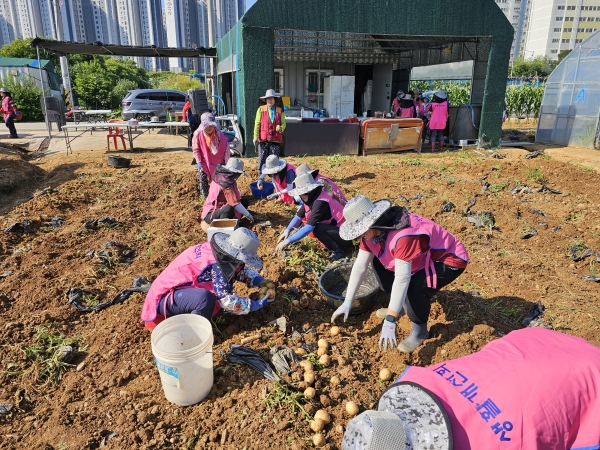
[
  {"left": 157, "top": 73, "right": 204, "bottom": 93},
  {"left": 0, "top": 75, "right": 43, "bottom": 121},
  {"left": 510, "top": 56, "right": 553, "bottom": 78},
  {"left": 71, "top": 60, "right": 114, "bottom": 109},
  {"left": 0, "top": 37, "right": 61, "bottom": 70},
  {"left": 111, "top": 78, "right": 138, "bottom": 109}
]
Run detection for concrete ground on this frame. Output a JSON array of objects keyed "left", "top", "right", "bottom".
[{"left": 2, "top": 121, "right": 191, "bottom": 156}]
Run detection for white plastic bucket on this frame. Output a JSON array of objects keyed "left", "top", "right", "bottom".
[{"left": 151, "top": 314, "right": 214, "bottom": 406}]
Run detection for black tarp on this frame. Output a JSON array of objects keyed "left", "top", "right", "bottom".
[{"left": 30, "top": 38, "right": 217, "bottom": 58}]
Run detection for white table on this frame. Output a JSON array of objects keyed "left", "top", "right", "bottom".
[{"left": 61, "top": 121, "right": 190, "bottom": 154}]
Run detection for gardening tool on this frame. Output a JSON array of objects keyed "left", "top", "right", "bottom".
[
  {"left": 266, "top": 191, "right": 282, "bottom": 200},
  {"left": 241, "top": 333, "right": 272, "bottom": 344},
  {"left": 267, "top": 316, "right": 287, "bottom": 333}
]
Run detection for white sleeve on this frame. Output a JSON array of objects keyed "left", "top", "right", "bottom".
[
  {"left": 234, "top": 203, "right": 250, "bottom": 217},
  {"left": 343, "top": 249, "right": 374, "bottom": 304},
  {"left": 387, "top": 259, "right": 412, "bottom": 315}
]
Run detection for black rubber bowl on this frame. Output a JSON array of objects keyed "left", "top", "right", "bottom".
[
  {"left": 318, "top": 262, "right": 380, "bottom": 314},
  {"left": 107, "top": 155, "right": 131, "bottom": 168}
]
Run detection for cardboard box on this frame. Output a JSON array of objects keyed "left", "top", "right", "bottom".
[{"left": 207, "top": 219, "right": 238, "bottom": 241}]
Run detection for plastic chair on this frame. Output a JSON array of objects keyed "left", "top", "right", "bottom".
[{"left": 107, "top": 119, "right": 127, "bottom": 152}]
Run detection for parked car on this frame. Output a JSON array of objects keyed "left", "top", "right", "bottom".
[
  {"left": 216, "top": 114, "right": 244, "bottom": 156},
  {"left": 121, "top": 89, "right": 187, "bottom": 121}
]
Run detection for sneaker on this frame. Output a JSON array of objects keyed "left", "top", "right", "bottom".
[
  {"left": 9, "top": 135, "right": 19, "bottom": 139},
  {"left": 328, "top": 248, "right": 345, "bottom": 262}
]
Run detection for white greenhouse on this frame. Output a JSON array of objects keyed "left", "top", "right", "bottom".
[{"left": 537, "top": 29, "right": 600, "bottom": 149}]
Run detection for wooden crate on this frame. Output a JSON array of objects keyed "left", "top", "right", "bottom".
[{"left": 360, "top": 118, "right": 423, "bottom": 155}]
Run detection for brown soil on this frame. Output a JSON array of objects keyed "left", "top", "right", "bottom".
[{"left": 1, "top": 144, "right": 599, "bottom": 449}]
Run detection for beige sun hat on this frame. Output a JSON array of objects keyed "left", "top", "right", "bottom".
[
  {"left": 260, "top": 89, "right": 280, "bottom": 99},
  {"left": 221, "top": 157, "right": 246, "bottom": 175},
  {"left": 261, "top": 154, "right": 287, "bottom": 175},
  {"left": 342, "top": 383, "right": 452, "bottom": 450},
  {"left": 287, "top": 172, "right": 323, "bottom": 197},
  {"left": 338, "top": 195, "right": 391, "bottom": 241},
  {"left": 296, "top": 163, "right": 319, "bottom": 178},
  {"left": 211, "top": 228, "right": 262, "bottom": 268}
]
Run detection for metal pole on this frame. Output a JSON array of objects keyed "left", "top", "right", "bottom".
[
  {"left": 37, "top": 45, "right": 51, "bottom": 139},
  {"left": 207, "top": 0, "right": 216, "bottom": 100},
  {"left": 53, "top": 0, "right": 74, "bottom": 109}
]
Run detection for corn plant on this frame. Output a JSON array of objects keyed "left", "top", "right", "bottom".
[{"left": 505, "top": 84, "right": 545, "bottom": 121}]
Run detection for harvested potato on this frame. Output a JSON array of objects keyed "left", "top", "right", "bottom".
[
  {"left": 317, "top": 347, "right": 328, "bottom": 357},
  {"left": 319, "top": 354, "right": 331, "bottom": 367},
  {"left": 291, "top": 300, "right": 300, "bottom": 306},
  {"left": 330, "top": 326, "right": 340, "bottom": 336},
  {"left": 317, "top": 339, "right": 329, "bottom": 349},
  {"left": 304, "top": 371, "right": 316, "bottom": 384},
  {"left": 259, "top": 287, "right": 268, "bottom": 296},
  {"left": 266, "top": 282, "right": 275, "bottom": 289},
  {"left": 304, "top": 387, "right": 316, "bottom": 400},
  {"left": 300, "top": 296, "right": 309, "bottom": 308},
  {"left": 346, "top": 401, "right": 359, "bottom": 417},
  {"left": 315, "top": 409, "right": 331, "bottom": 424},
  {"left": 335, "top": 424, "right": 345, "bottom": 434},
  {"left": 299, "top": 360, "right": 313, "bottom": 372},
  {"left": 294, "top": 347, "right": 307, "bottom": 356},
  {"left": 265, "top": 289, "right": 275, "bottom": 299},
  {"left": 313, "top": 433, "right": 326, "bottom": 447},
  {"left": 310, "top": 418, "right": 325, "bottom": 432},
  {"left": 330, "top": 375, "right": 340, "bottom": 386},
  {"left": 379, "top": 368, "right": 392, "bottom": 381}
]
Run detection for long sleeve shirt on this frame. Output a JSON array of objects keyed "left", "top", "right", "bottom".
[{"left": 253, "top": 107, "right": 286, "bottom": 139}]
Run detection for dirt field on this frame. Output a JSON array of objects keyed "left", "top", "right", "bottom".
[{"left": 1, "top": 141, "right": 599, "bottom": 449}]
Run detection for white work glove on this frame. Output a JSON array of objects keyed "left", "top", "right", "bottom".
[
  {"left": 331, "top": 302, "right": 351, "bottom": 323},
  {"left": 276, "top": 239, "right": 289, "bottom": 252},
  {"left": 257, "top": 179, "right": 264, "bottom": 190},
  {"left": 277, "top": 229, "right": 290, "bottom": 243},
  {"left": 253, "top": 138, "right": 258, "bottom": 146},
  {"left": 379, "top": 320, "right": 397, "bottom": 351}
]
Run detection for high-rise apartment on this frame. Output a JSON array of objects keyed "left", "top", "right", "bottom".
[
  {"left": 494, "top": 0, "right": 531, "bottom": 60},
  {"left": 523, "top": 0, "right": 600, "bottom": 59}
]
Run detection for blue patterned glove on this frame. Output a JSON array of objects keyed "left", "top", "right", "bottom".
[
  {"left": 197, "top": 162, "right": 203, "bottom": 171},
  {"left": 250, "top": 298, "right": 269, "bottom": 312}
]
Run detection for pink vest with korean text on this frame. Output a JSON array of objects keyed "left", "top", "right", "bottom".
[
  {"left": 399, "top": 107, "right": 415, "bottom": 118},
  {"left": 273, "top": 163, "right": 296, "bottom": 205},
  {"left": 141, "top": 242, "right": 221, "bottom": 322},
  {"left": 316, "top": 174, "right": 347, "bottom": 206},
  {"left": 362, "top": 213, "right": 468, "bottom": 288},
  {"left": 394, "top": 328, "right": 600, "bottom": 450},
  {"left": 305, "top": 191, "right": 345, "bottom": 226},
  {"left": 193, "top": 129, "right": 229, "bottom": 181},
  {"left": 201, "top": 181, "right": 242, "bottom": 220},
  {"left": 429, "top": 101, "right": 448, "bottom": 130}
]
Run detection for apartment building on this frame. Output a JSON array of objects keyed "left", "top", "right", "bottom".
[
  {"left": 523, "top": 0, "right": 600, "bottom": 58},
  {"left": 495, "top": 0, "right": 530, "bottom": 60}
]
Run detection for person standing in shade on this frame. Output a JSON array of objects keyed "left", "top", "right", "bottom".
[
  {"left": 276, "top": 172, "right": 351, "bottom": 262},
  {"left": 201, "top": 158, "right": 253, "bottom": 232},
  {"left": 253, "top": 89, "right": 286, "bottom": 171},
  {"left": 426, "top": 89, "right": 449, "bottom": 152},
  {"left": 397, "top": 94, "right": 417, "bottom": 118},
  {"left": 192, "top": 112, "right": 229, "bottom": 198},
  {"left": 182, "top": 97, "right": 201, "bottom": 149},
  {"left": 391, "top": 90, "right": 404, "bottom": 115},
  {"left": 141, "top": 228, "right": 275, "bottom": 331},
  {"left": 0, "top": 88, "right": 18, "bottom": 139},
  {"left": 331, "top": 195, "right": 468, "bottom": 353}
]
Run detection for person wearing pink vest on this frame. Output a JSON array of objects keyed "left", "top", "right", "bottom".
[
  {"left": 201, "top": 158, "right": 253, "bottom": 232},
  {"left": 427, "top": 89, "right": 449, "bottom": 152},
  {"left": 397, "top": 93, "right": 417, "bottom": 118},
  {"left": 141, "top": 228, "right": 274, "bottom": 331},
  {"left": 192, "top": 112, "right": 230, "bottom": 197},
  {"left": 342, "top": 327, "right": 600, "bottom": 450},
  {"left": 0, "top": 88, "right": 18, "bottom": 138},
  {"left": 412, "top": 89, "right": 424, "bottom": 118},
  {"left": 295, "top": 163, "right": 347, "bottom": 206},
  {"left": 257, "top": 155, "right": 298, "bottom": 204},
  {"left": 391, "top": 90, "right": 404, "bottom": 114},
  {"left": 253, "top": 89, "right": 287, "bottom": 171},
  {"left": 332, "top": 196, "right": 468, "bottom": 353},
  {"left": 275, "top": 172, "right": 351, "bottom": 262}
]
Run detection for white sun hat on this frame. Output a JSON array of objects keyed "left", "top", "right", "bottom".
[
  {"left": 211, "top": 228, "right": 262, "bottom": 268},
  {"left": 287, "top": 172, "right": 323, "bottom": 197},
  {"left": 221, "top": 157, "right": 246, "bottom": 175},
  {"left": 261, "top": 154, "right": 287, "bottom": 175},
  {"left": 342, "top": 383, "right": 452, "bottom": 450},
  {"left": 260, "top": 89, "right": 281, "bottom": 99},
  {"left": 339, "top": 195, "right": 391, "bottom": 241},
  {"left": 295, "top": 163, "right": 319, "bottom": 178}
]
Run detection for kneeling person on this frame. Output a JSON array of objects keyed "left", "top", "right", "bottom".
[
  {"left": 141, "top": 228, "right": 273, "bottom": 330},
  {"left": 276, "top": 172, "right": 352, "bottom": 262}
]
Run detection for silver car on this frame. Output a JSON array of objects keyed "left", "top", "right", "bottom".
[{"left": 121, "top": 89, "right": 187, "bottom": 120}]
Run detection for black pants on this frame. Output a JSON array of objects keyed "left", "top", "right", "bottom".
[
  {"left": 257, "top": 141, "right": 281, "bottom": 171},
  {"left": 5, "top": 116, "right": 17, "bottom": 137},
  {"left": 372, "top": 258, "right": 464, "bottom": 325},
  {"left": 312, "top": 223, "right": 352, "bottom": 251},
  {"left": 204, "top": 199, "right": 249, "bottom": 224}
]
